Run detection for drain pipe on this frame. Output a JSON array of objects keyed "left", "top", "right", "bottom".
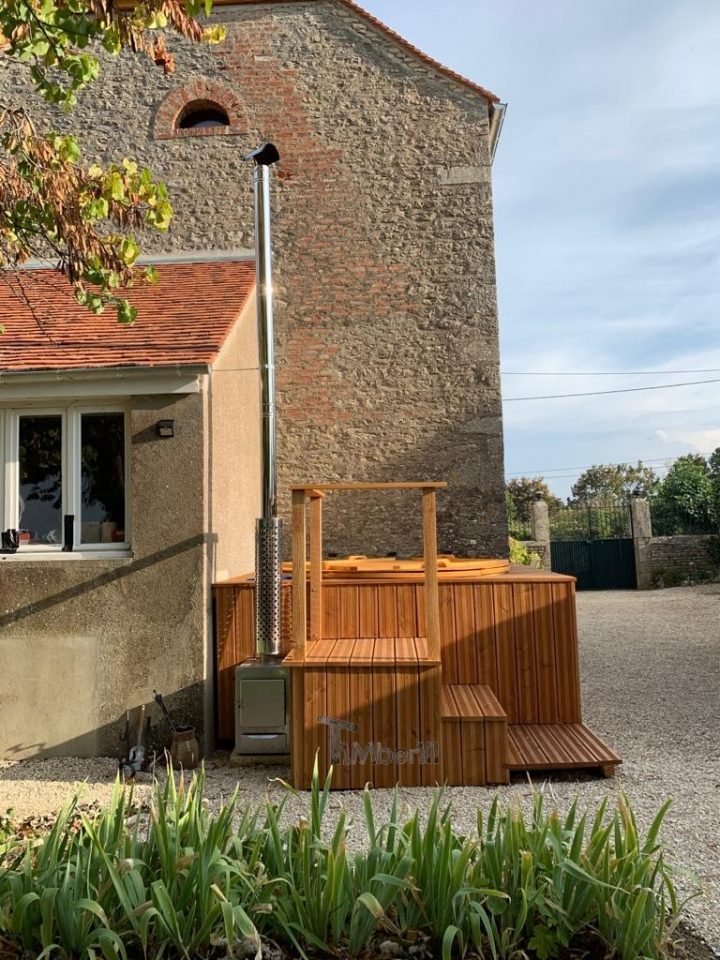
[{"left": 245, "top": 142, "right": 282, "bottom": 661}]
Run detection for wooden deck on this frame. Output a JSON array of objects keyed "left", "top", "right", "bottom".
[
  {"left": 507, "top": 723, "right": 621, "bottom": 776},
  {"left": 289, "top": 654, "right": 442, "bottom": 790}
]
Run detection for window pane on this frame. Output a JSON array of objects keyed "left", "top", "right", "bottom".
[
  {"left": 81, "top": 414, "right": 126, "bottom": 544},
  {"left": 19, "top": 415, "right": 63, "bottom": 546}
]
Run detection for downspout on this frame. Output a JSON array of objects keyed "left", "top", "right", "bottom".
[
  {"left": 244, "top": 142, "right": 282, "bottom": 661},
  {"left": 489, "top": 102, "right": 507, "bottom": 162}
]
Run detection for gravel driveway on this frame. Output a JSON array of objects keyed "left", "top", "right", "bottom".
[{"left": 1, "top": 585, "right": 719, "bottom": 946}]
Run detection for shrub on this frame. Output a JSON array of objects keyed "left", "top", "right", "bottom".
[
  {"left": 0, "top": 765, "right": 688, "bottom": 960},
  {"left": 707, "top": 535, "right": 720, "bottom": 569},
  {"left": 651, "top": 568, "right": 686, "bottom": 589},
  {"left": 509, "top": 537, "right": 542, "bottom": 567}
]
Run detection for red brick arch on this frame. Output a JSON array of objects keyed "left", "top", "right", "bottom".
[{"left": 153, "top": 78, "right": 247, "bottom": 140}]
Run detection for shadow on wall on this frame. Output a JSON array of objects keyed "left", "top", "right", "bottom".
[
  {"left": 0, "top": 683, "right": 206, "bottom": 770},
  {"left": 0, "top": 535, "right": 214, "bottom": 630},
  {"left": 0, "top": 533, "right": 213, "bottom": 762}
]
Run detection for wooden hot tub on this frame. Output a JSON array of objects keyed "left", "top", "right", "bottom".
[{"left": 213, "top": 483, "right": 621, "bottom": 788}]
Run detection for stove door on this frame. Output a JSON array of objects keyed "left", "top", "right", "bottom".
[{"left": 238, "top": 677, "right": 286, "bottom": 731}]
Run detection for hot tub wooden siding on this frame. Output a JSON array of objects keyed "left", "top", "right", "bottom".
[{"left": 213, "top": 569, "right": 581, "bottom": 744}]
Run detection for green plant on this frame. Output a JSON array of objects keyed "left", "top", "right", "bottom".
[
  {"left": 509, "top": 537, "right": 541, "bottom": 567},
  {"left": 651, "top": 568, "right": 685, "bottom": 589},
  {"left": 0, "top": 765, "right": 690, "bottom": 960},
  {"left": 0, "top": 774, "right": 261, "bottom": 960},
  {"left": 0, "top": 809, "right": 14, "bottom": 862},
  {"left": 707, "top": 535, "right": 720, "bottom": 569}
]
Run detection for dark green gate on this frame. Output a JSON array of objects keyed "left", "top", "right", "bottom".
[
  {"left": 550, "top": 539, "right": 636, "bottom": 590},
  {"left": 550, "top": 500, "right": 637, "bottom": 590}
]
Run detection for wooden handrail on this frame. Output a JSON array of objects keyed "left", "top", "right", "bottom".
[{"left": 290, "top": 481, "right": 445, "bottom": 660}]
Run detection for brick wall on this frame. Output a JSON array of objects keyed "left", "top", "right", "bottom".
[
  {"left": 648, "top": 535, "right": 720, "bottom": 586},
  {"left": 1, "top": 0, "right": 507, "bottom": 558}
]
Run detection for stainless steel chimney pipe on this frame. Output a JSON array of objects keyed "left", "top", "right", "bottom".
[{"left": 245, "top": 143, "right": 282, "bottom": 661}]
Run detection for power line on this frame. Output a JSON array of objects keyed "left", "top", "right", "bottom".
[
  {"left": 502, "top": 368, "right": 720, "bottom": 377},
  {"left": 507, "top": 452, "right": 714, "bottom": 479},
  {"left": 503, "top": 377, "right": 720, "bottom": 402}
]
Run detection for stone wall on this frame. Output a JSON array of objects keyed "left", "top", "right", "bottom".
[
  {"left": 647, "top": 535, "right": 720, "bottom": 587},
  {"left": 0, "top": 0, "right": 507, "bottom": 558},
  {"left": 525, "top": 540, "right": 549, "bottom": 570}
]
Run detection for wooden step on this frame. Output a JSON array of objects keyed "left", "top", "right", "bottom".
[
  {"left": 441, "top": 685, "right": 509, "bottom": 786},
  {"left": 441, "top": 684, "right": 507, "bottom": 721},
  {"left": 507, "top": 723, "right": 621, "bottom": 777},
  {"left": 283, "top": 636, "right": 440, "bottom": 667}
]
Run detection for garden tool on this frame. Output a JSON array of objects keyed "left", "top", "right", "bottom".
[{"left": 119, "top": 704, "right": 148, "bottom": 781}]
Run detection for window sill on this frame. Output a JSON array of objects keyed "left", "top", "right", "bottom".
[{"left": 0, "top": 550, "right": 133, "bottom": 563}]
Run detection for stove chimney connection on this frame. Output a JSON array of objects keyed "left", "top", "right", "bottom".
[{"left": 245, "top": 142, "right": 282, "bottom": 661}]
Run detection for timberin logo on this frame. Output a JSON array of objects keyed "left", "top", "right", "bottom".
[{"left": 318, "top": 716, "right": 439, "bottom": 766}]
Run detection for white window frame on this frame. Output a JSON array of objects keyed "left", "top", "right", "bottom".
[{"left": 0, "top": 403, "right": 130, "bottom": 556}]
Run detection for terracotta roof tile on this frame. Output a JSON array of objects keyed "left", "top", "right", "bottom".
[{"left": 0, "top": 259, "right": 255, "bottom": 374}]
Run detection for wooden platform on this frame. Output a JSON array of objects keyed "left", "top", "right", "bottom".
[
  {"left": 507, "top": 723, "right": 621, "bottom": 777},
  {"left": 283, "top": 636, "right": 441, "bottom": 667}
]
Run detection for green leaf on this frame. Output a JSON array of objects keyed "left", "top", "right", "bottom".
[
  {"left": 529, "top": 924, "right": 560, "bottom": 960},
  {"left": 119, "top": 236, "right": 140, "bottom": 266},
  {"left": 442, "top": 924, "right": 463, "bottom": 960}
]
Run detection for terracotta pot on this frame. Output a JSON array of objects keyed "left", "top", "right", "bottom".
[{"left": 170, "top": 727, "right": 200, "bottom": 770}]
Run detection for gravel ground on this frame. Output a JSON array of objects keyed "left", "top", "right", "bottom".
[{"left": 1, "top": 585, "right": 719, "bottom": 946}]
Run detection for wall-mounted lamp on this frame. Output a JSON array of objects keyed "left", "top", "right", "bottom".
[{"left": 157, "top": 419, "right": 175, "bottom": 439}]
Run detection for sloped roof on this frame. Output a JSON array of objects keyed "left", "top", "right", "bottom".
[
  {"left": 0, "top": 259, "right": 255, "bottom": 374},
  {"left": 326, "top": 0, "right": 500, "bottom": 103},
  {"left": 189, "top": 0, "right": 501, "bottom": 103}
]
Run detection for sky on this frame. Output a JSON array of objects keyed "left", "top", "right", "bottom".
[{"left": 362, "top": 0, "right": 720, "bottom": 497}]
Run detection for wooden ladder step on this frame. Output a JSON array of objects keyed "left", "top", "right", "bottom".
[
  {"left": 441, "top": 684, "right": 509, "bottom": 786},
  {"left": 507, "top": 723, "right": 622, "bottom": 777},
  {"left": 283, "top": 636, "right": 441, "bottom": 667}
]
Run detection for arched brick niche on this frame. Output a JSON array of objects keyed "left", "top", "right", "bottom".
[{"left": 154, "top": 79, "right": 246, "bottom": 140}]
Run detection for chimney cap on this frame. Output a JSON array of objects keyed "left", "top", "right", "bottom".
[{"left": 244, "top": 142, "right": 280, "bottom": 167}]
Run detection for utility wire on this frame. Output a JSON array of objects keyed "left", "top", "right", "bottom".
[
  {"left": 507, "top": 452, "right": 714, "bottom": 478},
  {"left": 502, "top": 368, "right": 720, "bottom": 376},
  {"left": 503, "top": 377, "right": 720, "bottom": 402}
]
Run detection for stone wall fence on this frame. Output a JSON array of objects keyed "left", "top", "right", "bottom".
[
  {"left": 528, "top": 499, "right": 551, "bottom": 570},
  {"left": 634, "top": 498, "right": 720, "bottom": 588}
]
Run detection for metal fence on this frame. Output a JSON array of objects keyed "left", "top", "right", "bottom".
[
  {"left": 507, "top": 512, "right": 532, "bottom": 541},
  {"left": 649, "top": 500, "right": 718, "bottom": 537},
  {"left": 550, "top": 500, "right": 633, "bottom": 541}
]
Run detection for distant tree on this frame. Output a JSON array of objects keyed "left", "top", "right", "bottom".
[
  {"left": 506, "top": 477, "right": 563, "bottom": 525},
  {"left": 652, "top": 454, "right": 715, "bottom": 534},
  {"left": 571, "top": 462, "right": 659, "bottom": 503},
  {"left": 708, "top": 446, "right": 720, "bottom": 528}
]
